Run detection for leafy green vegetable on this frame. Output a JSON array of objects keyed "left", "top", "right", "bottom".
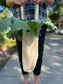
[
  {"left": 0, "top": 17, "right": 57, "bottom": 41},
  {"left": 0, "top": 17, "right": 10, "bottom": 33},
  {"left": 28, "top": 20, "right": 42, "bottom": 33},
  {"left": 10, "top": 17, "right": 31, "bottom": 32}
]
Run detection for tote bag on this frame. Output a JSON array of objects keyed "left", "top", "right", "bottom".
[{"left": 21, "top": 3, "right": 39, "bottom": 72}]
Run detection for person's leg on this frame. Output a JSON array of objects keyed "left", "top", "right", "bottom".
[
  {"left": 33, "top": 24, "right": 47, "bottom": 84},
  {"left": 16, "top": 33, "right": 29, "bottom": 84}
]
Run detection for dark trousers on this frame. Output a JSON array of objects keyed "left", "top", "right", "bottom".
[{"left": 16, "top": 24, "right": 47, "bottom": 75}]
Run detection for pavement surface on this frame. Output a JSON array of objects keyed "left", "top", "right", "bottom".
[{"left": 0, "top": 33, "right": 63, "bottom": 84}]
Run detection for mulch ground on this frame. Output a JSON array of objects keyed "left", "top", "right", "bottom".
[{"left": 0, "top": 44, "right": 17, "bottom": 71}]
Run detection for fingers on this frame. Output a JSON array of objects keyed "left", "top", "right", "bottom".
[
  {"left": 27, "top": 0, "right": 31, "bottom": 2},
  {"left": 44, "top": 0, "right": 54, "bottom": 6},
  {"left": 15, "top": 0, "right": 22, "bottom": 5},
  {"left": 15, "top": 0, "right": 29, "bottom": 6},
  {"left": 33, "top": 0, "right": 54, "bottom": 5},
  {"left": 37, "top": 0, "right": 42, "bottom": 3},
  {"left": 18, "top": 0, "right": 27, "bottom": 5},
  {"left": 33, "top": 0, "right": 45, "bottom": 4},
  {"left": 15, "top": 0, "right": 54, "bottom": 5}
]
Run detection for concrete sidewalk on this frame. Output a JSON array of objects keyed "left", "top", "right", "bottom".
[{"left": 0, "top": 33, "right": 63, "bottom": 84}]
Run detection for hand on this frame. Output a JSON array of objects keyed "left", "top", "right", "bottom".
[
  {"left": 32, "top": 0, "right": 43, "bottom": 4},
  {"left": 6, "top": 0, "right": 31, "bottom": 7},
  {"left": 33, "top": 0, "right": 54, "bottom": 6},
  {"left": 43, "top": 0, "right": 54, "bottom": 6},
  {"left": 14, "top": 0, "right": 31, "bottom": 5}
]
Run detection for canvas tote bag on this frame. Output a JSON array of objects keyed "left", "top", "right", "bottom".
[{"left": 21, "top": 3, "right": 39, "bottom": 72}]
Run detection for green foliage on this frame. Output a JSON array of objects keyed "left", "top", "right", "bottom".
[
  {"left": 0, "top": 17, "right": 10, "bottom": 33},
  {"left": 10, "top": 17, "right": 31, "bottom": 32},
  {"left": 0, "top": 8, "right": 12, "bottom": 21},
  {"left": 49, "top": 12, "right": 60, "bottom": 25},
  {"left": 48, "top": 0, "right": 63, "bottom": 26},
  {"left": 0, "top": 16, "right": 57, "bottom": 41},
  {"left": 0, "top": 8, "right": 12, "bottom": 42},
  {"left": 27, "top": 20, "right": 42, "bottom": 35},
  {"left": 53, "top": 0, "right": 63, "bottom": 12},
  {"left": 0, "top": 33, "right": 5, "bottom": 43},
  {"left": 0, "top": 0, "right": 5, "bottom": 5},
  {"left": 0, "top": 0, "right": 8, "bottom": 7}
]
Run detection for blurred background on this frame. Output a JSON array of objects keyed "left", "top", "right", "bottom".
[{"left": 0, "top": 0, "right": 63, "bottom": 72}]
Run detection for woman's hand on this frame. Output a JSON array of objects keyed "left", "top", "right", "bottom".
[
  {"left": 33, "top": 0, "right": 54, "bottom": 6},
  {"left": 14, "top": 0, "right": 32, "bottom": 5},
  {"left": 43, "top": 0, "right": 54, "bottom": 6},
  {"left": 32, "top": 0, "right": 44, "bottom": 3},
  {"left": 6, "top": 0, "right": 31, "bottom": 7}
]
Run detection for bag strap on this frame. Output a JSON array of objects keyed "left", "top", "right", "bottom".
[{"left": 21, "top": 1, "right": 39, "bottom": 19}]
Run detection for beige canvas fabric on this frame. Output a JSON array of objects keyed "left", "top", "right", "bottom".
[
  {"left": 22, "top": 32, "right": 38, "bottom": 72},
  {"left": 21, "top": 3, "right": 39, "bottom": 72}
]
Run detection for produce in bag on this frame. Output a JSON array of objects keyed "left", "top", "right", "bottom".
[{"left": 21, "top": 3, "right": 39, "bottom": 72}]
